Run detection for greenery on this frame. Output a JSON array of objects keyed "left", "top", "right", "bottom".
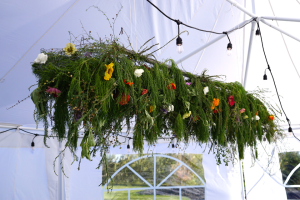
[{"left": 29, "top": 6, "right": 283, "bottom": 186}]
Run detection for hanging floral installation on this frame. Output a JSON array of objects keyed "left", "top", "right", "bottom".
[{"left": 29, "top": 6, "right": 284, "bottom": 185}]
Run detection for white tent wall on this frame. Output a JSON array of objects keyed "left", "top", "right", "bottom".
[
  {"left": 0, "top": 130, "right": 244, "bottom": 200},
  {"left": 243, "top": 136, "right": 300, "bottom": 200}
]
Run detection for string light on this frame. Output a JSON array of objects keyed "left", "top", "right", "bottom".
[
  {"left": 146, "top": 0, "right": 234, "bottom": 55},
  {"left": 257, "top": 21, "right": 299, "bottom": 142}
]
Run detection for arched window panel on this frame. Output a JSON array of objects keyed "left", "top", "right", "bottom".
[
  {"left": 102, "top": 153, "right": 206, "bottom": 200},
  {"left": 278, "top": 151, "right": 300, "bottom": 200},
  {"left": 279, "top": 151, "right": 300, "bottom": 184}
]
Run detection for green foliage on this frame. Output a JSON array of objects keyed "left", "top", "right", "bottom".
[{"left": 31, "top": 37, "right": 283, "bottom": 186}]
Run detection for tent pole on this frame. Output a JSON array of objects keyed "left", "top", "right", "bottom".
[
  {"left": 260, "top": 19, "right": 300, "bottom": 42},
  {"left": 58, "top": 141, "right": 65, "bottom": 200},
  {"left": 261, "top": 16, "right": 300, "bottom": 22},
  {"left": 226, "top": 0, "right": 300, "bottom": 43},
  {"left": 176, "top": 19, "right": 253, "bottom": 65},
  {"left": 243, "top": 22, "right": 256, "bottom": 89}
]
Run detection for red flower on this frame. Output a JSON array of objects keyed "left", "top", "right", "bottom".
[
  {"left": 124, "top": 79, "right": 133, "bottom": 86},
  {"left": 167, "top": 83, "right": 176, "bottom": 90},
  {"left": 227, "top": 95, "right": 235, "bottom": 107},
  {"left": 46, "top": 86, "right": 61, "bottom": 97},
  {"left": 141, "top": 89, "right": 148, "bottom": 95},
  {"left": 119, "top": 93, "right": 130, "bottom": 105},
  {"left": 213, "top": 109, "right": 218, "bottom": 114}
]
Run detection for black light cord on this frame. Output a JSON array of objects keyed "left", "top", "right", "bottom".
[
  {"left": 0, "top": 128, "right": 17, "bottom": 133},
  {"left": 256, "top": 21, "right": 300, "bottom": 142},
  {"left": 146, "top": 0, "right": 231, "bottom": 42},
  {"left": 1, "top": 128, "right": 175, "bottom": 147}
]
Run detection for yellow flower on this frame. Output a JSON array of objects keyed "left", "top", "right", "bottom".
[
  {"left": 104, "top": 62, "right": 114, "bottom": 80},
  {"left": 63, "top": 43, "right": 77, "bottom": 55},
  {"left": 150, "top": 105, "right": 156, "bottom": 113},
  {"left": 182, "top": 111, "right": 191, "bottom": 119}
]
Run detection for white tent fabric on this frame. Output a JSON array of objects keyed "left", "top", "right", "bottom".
[{"left": 244, "top": 137, "right": 300, "bottom": 200}]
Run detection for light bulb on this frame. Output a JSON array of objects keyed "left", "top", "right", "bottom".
[
  {"left": 256, "top": 29, "right": 260, "bottom": 36},
  {"left": 227, "top": 43, "right": 232, "bottom": 56},
  {"left": 176, "top": 36, "right": 183, "bottom": 54},
  {"left": 227, "top": 50, "right": 232, "bottom": 56},
  {"left": 31, "top": 141, "right": 35, "bottom": 150},
  {"left": 177, "top": 45, "right": 184, "bottom": 54},
  {"left": 127, "top": 144, "right": 130, "bottom": 153}
]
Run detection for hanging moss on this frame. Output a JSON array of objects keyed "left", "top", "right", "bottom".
[{"left": 30, "top": 37, "right": 283, "bottom": 185}]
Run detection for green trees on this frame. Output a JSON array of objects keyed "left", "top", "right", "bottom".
[
  {"left": 103, "top": 153, "right": 205, "bottom": 188},
  {"left": 279, "top": 151, "right": 300, "bottom": 185}
]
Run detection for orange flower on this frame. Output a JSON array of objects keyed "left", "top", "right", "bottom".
[
  {"left": 268, "top": 115, "right": 275, "bottom": 121},
  {"left": 256, "top": 111, "right": 259, "bottom": 115},
  {"left": 213, "top": 98, "right": 219, "bottom": 107},
  {"left": 141, "top": 89, "right": 148, "bottom": 95},
  {"left": 167, "top": 83, "right": 176, "bottom": 90},
  {"left": 211, "top": 98, "right": 220, "bottom": 109},
  {"left": 124, "top": 79, "right": 133, "bottom": 86}
]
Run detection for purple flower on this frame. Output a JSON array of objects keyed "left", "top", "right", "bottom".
[
  {"left": 185, "top": 82, "right": 192, "bottom": 86},
  {"left": 160, "top": 108, "right": 168, "bottom": 114}
]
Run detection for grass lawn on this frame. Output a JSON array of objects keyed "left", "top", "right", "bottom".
[{"left": 104, "top": 186, "right": 190, "bottom": 200}]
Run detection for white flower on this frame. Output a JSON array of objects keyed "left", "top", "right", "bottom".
[
  {"left": 134, "top": 69, "right": 144, "bottom": 77},
  {"left": 252, "top": 116, "right": 260, "bottom": 121},
  {"left": 203, "top": 86, "right": 209, "bottom": 95},
  {"left": 34, "top": 53, "right": 48, "bottom": 64},
  {"left": 213, "top": 122, "right": 216, "bottom": 126},
  {"left": 168, "top": 105, "right": 174, "bottom": 112}
]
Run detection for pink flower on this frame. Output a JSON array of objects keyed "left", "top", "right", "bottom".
[
  {"left": 46, "top": 87, "right": 61, "bottom": 97},
  {"left": 185, "top": 82, "right": 192, "bottom": 86},
  {"left": 240, "top": 108, "right": 245, "bottom": 113}
]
